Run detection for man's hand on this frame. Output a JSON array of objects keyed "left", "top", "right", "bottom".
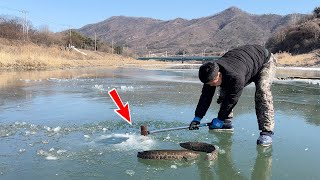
[{"left": 189, "top": 117, "right": 201, "bottom": 130}]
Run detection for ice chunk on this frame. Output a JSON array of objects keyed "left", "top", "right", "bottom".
[
  {"left": 84, "top": 135, "right": 90, "bottom": 138},
  {"left": 170, "top": 165, "right": 177, "bottom": 169},
  {"left": 19, "top": 149, "right": 26, "bottom": 153},
  {"left": 44, "top": 126, "right": 51, "bottom": 131},
  {"left": 37, "top": 149, "right": 60, "bottom": 161},
  {"left": 46, "top": 156, "right": 58, "bottom": 160},
  {"left": 126, "top": 170, "right": 135, "bottom": 176},
  {"left": 120, "top": 85, "right": 134, "bottom": 92},
  {"left": 165, "top": 134, "right": 170, "bottom": 140},
  {"left": 37, "top": 149, "right": 46, "bottom": 156},
  {"left": 57, "top": 149, "right": 67, "bottom": 154},
  {"left": 99, "top": 133, "right": 155, "bottom": 151},
  {"left": 93, "top": 84, "right": 104, "bottom": 91},
  {"left": 53, "top": 126, "right": 61, "bottom": 132}
]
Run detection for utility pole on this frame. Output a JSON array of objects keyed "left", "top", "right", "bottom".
[
  {"left": 21, "top": 10, "right": 28, "bottom": 41},
  {"left": 94, "top": 32, "right": 97, "bottom": 51},
  {"left": 69, "top": 26, "right": 72, "bottom": 48},
  {"left": 111, "top": 39, "right": 114, "bottom": 54},
  {"left": 292, "top": 14, "right": 296, "bottom": 24}
]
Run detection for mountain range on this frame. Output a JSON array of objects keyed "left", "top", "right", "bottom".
[{"left": 78, "top": 7, "right": 305, "bottom": 56}]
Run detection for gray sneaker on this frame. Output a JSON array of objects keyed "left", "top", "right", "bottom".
[{"left": 257, "top": 131, "right": 273, "bottom": 146}]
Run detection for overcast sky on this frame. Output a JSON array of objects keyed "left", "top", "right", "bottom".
[{"left": 0, "top": 0, "right": 319, "bottom": 31}]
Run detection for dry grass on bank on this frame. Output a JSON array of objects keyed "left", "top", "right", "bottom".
[
  {"left": 0, "top": 38, "right": 171, "bottom": 70},
  {"left": 276, "top": 51, "right": 320, "bottom": 67},
  {"left": 1, "top": 38, "right": 320, "bottom": 70}
]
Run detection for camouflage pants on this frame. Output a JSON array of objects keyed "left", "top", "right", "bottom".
[
  {"left": 218, "top": 54, "right": 277, "bottom": 131},
  {"left": 254, "top": 54, "right": 276, "bottom": 132}
]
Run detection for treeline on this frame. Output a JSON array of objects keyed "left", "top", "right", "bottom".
[
  {"left": 0, "top": 15, "right": 128, "bottom": 55},
  {"left": 266, "top": 7, "right": 320, "bottom": 54}
]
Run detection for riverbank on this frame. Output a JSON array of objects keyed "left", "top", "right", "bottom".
[
  {"left": 0, "top": 38, "right": 319, "bottom": 71},
  {"left": 0, "top": 38, "right": 172, "bottom": 70}
]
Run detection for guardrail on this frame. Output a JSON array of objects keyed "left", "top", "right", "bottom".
[{"left": 137, "top": 56, "right": 220, "bottom": 62}]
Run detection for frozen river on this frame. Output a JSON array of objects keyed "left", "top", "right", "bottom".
[{"left": 0, "top": 67, "right": 319, "bottom": 179}]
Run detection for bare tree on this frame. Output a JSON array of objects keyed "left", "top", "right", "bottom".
[
  {"left": 313, "top": 7, "right": 320, "bottom": 18},
  {"left": 0, "top": 17, "right": 23, "bottom": 40},
  {"left": 304, "top": 21, "right": 320, "bottom": 40}
]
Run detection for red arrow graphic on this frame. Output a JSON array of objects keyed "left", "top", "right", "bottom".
[{"left": 108, "top": 88, "right": 131, "bottom": 125}]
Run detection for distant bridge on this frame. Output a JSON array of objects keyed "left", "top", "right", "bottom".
[{"left": 137, "top": 56, "right": 221, "bottom": 62}]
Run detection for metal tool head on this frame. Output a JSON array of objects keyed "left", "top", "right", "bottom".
[{"left": 140, "top": 125, "right": 149, "bottom": 136}]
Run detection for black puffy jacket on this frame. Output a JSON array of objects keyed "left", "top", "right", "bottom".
[{"left": 195, "top": 45, "right": 271, "bottom": 120}]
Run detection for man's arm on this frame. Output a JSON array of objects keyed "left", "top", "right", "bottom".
[
  {"left": 218, "top": 77, "right": 244, "bottom": 120},
  {"left": 195, "top": 84, "right": 216, "bottom": 119}
]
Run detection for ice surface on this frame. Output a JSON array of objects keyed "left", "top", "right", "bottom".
[{"left": 97, "top": 133, "right": 155, "bottom": 151}]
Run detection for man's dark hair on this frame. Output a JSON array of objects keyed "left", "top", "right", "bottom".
[{"left": 198, "top": 61, "right": 219, "bottom": 84}]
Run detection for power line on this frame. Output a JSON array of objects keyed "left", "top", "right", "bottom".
[
  {"left": 0, "top": 4, "right": 70, "bottom": 32},
  {"left": 30, "top": 15, "right": 69, "bottom": 29},
  {"left": 0, "top": 5, "right": 23, "bottom": 12},
  {"left": 0, "top": 4, "right": 30, "bottom": 40}
]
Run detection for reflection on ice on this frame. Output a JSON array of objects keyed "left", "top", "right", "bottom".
[{"left": 96, "top": 135, "right": 129, "bottom": 145}]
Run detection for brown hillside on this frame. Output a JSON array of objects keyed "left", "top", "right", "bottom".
[{"left": 78, "top": 7, "right": 305, "bottom": 56}]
